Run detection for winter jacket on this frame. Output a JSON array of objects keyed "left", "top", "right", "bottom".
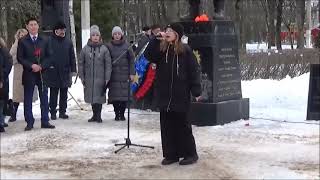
[
  {"left": 10, "top": 40, "right": 38, "bottom": 102},
  {"left": 135, "top": 34, "right": 150, "bottom": 55},
  {"left": 43, "top": 34, "right": 76, "bottom": 88},
  {"left": 0, "top": 51, "right": 3, "bottom": 100},
  {"left": 79, "top": 40, "right": 112, "bottom": 104},
  {"left": 144, "top": 38, "right": 201, "bottom": 112},
  {"left": 17, "top": 34, "right": 51, "bottom": 86},
  {"left": 106, "top": 39, "right": 135, "bottom": 103},
  {"left": 0, "top": 47, "right": 13, "bottom": 100}
]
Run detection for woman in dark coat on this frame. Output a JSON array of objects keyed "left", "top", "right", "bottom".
[
  {"left": 107, "top": 26, "right": 135, "bottom": 121},
  {"left": 78, "top": 25, "right": 112, "bottom": 123},
  {"left": 0, "top": 37, "right": 13, "bottom": 132},
  {"left": 0, "top": 43, "right": 5, "bottom": 133},
  {"left": 144, "top": 23, "right": 201, "bottom": 165}
]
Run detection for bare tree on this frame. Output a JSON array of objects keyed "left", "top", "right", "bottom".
[
  {"left": 282, "top": 0, "right": 296, "bottom": 49},
  {"left": 69, "top": 0, "right": 77, "bottom": 63},
  {"left": 267, "top": 0, "right": 276, "bottom": 49},
  {"left": 275, "top": 0, "right": 284, "bottom": 50},
  {"left": 0, "top": 0, "right": 8, "bottom": 41},
  {"left": 296, "top": 0, "right": 305, "bottom": 49}
]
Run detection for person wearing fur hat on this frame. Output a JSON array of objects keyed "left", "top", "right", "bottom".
[
  {"left": 106, "top": 26, "right": 135, "bottom": 121},
  {"left": 144, "top": 22, "right": 201, "bottom": 165},
  {"left": 78, "top": 25, "right": 112, "bottom": 123},
  {"left": 44, "top": 21, "right": 77, "bottom": 120}
]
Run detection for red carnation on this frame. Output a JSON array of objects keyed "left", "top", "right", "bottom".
[{"left": 34, "top": 48, "right": 41, "bottom": 57}]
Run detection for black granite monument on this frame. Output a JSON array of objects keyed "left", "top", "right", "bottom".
[
  {"left": 180, "top": 20, "right": 249, "bottom": 126},
  {"left": 41, "top": 0, "right": 70, "bottom": 38},
  {"left": 307, "top": 64, "right": 320, "bottom": 120}
]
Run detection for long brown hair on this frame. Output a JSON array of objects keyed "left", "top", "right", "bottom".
[{"left": 159, "top": 32, "right": 185, "bottom": 55}]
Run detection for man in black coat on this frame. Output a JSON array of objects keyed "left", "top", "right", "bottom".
[
  {"left": 45, "top": 21, "right": 76, "bottom": 120},
  {"left": 17, "top": 17, "right": 55, "bottom": 131}
]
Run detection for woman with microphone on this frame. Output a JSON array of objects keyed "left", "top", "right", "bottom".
[{"left": 144, "top": 23, "right": 201, "bottom": 166}]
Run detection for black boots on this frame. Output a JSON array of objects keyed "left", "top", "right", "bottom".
[
  {"left": 179, "top": 155, "right": 199, "bottom": 165},
  {"left": 51, "top": 112, "right": 68, "bottom": 120},
  {"left": 59, "top": 113, "right": 69, "bottom": 119},
  {"left": 51, "top": 113, "right": 57, "bottom": 120},
  {"left": 161, "top": 158, "right": 179, "bottom": 165},
  {"left": 161, "top": 155, "right": 199, "bottom": 166},
  {"left": 88, "top": 104, "right": 102, "bottom": 123},
  {"left": 113, "top": 101, "right": 126, "bottom": 121},
  {"left": 114, "top": 113, "right": 125, "bottom": 121},
  {"left": 8, "top": 102, "right": 19, "bottom": 122}
]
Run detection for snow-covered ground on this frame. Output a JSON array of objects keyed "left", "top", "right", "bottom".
[
  {"left": 1, "top": 71, "right": 319, "bottom": 179},
  {"left": 246, "top": 43, "right": 298, "bottom": 53}
]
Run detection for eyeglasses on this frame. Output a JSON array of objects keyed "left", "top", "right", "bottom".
[{"left": 165, "top": 28, "right": 174, "bottom": 33}]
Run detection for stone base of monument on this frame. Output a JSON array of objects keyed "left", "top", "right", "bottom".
[
  {"left": 188, "top": 98, "right": 249, "bottom": 126},
  {"left": 307, "top": 64, "right": 320, "bottom": 120}
]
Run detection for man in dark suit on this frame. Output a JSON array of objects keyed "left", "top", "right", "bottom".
[{"left": 17, "top": 17, "right": 55, "bottom": 131}]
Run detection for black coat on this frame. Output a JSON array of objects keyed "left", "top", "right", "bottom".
[
  {"left": 44, "top": 34, "right": 76, "bottom": 88},
  {"left": 17, "top": 34, "right": 51, "bottom": 86},
  {"left": 135, "top": 34, "right": 150, "bottom": 55},
  {"left": 144, "top": 39, "right": 201, "bottom": 112},
  {"left": 0, "top": 51, "right": 3, "bottom": 100},
  {"left": 107, "top": 40, "right": 135, "bottom": 102},
  {"left": 0, "top": 48, "right": 13, "bottom": 100}
]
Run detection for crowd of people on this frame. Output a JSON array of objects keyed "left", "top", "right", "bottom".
[{"left": 0, "top": 17, "right": 201, "bottom": 165}]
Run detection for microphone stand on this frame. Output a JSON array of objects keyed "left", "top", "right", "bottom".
[{"left": 114, "top": 37, "right": 154, "bottom": 153}]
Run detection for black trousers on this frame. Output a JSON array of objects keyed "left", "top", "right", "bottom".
[
  {"left": 11, "top": 102, "right": 19, "bottom": 118},
  {"left": 112, "top": 101, "right": 127, "bottom": 116},
  {"left": 91, "top": 103, "right": 102, "bottom": 118},
  {"left": 49, "top": 87, "right": 68, "bottom": 114},
  {"left": 160, "top": 110, "right": 197, "bottom": 159}
]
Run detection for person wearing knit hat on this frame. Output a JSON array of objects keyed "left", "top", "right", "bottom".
[
  {"left": 111, "top": 26, "right": 124, "bottom": 37},
  {"left": 90, "top": 25, "right": 101, "bottom": 36},
  {"left": 165, "top": 22, "right": 184, "bottom": 40},
  {"left": 78, "top": 24, "right": 112, "bottom": 123},
  {"left": 144, "top": 22, "right": 201, "bottom": 166},
  {"left": 107, "top": 26, "right": 135, "bottom": 121}
]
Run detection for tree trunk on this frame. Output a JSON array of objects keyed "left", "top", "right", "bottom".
[
  {"left": 235, "top": 0, "right": 243, "bottom": 49},
  {"left": 69, "top": 0, "right": 77, "bottom": 59},
  {"left": 305, "top": 0, "right": 311, "bottom": 48},
  {"left": 145, "top": 0, "right": 152, "bottom": 26},
  {"left": 296, "top": 0, "right": 305, "bottom": 49},
  {"left": 267, "top": 0, "right": 276, "bottom": 49},
  {"left": 275, "top": 0, "right": 284, "bottom": 50},
  {"left": 0, "top": 0, "right": 8, "bottom": 42}
]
